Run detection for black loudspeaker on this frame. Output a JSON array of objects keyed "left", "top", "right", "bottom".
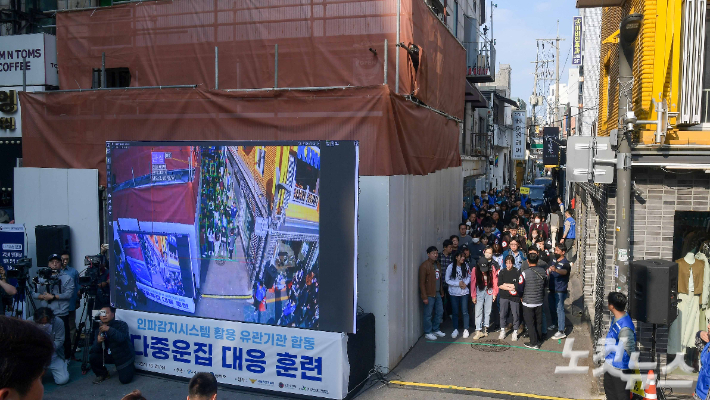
[
  {"left": 347, "top": 313, "right": 375, "bottom": 392},
  {"left": 629, "top": 259, "right": 678, "bottom": 325},
  {"left": 35, "top": 225, "right": 71, "bottom": 267}
]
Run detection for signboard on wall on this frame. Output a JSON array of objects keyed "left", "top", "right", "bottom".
[
  {"left": 0, "top": 224, "right": 24, "bottom": 271},
  {"left": 118, "top": 309, "right": 349, "bottom": 399},
  {"left": 0, "top": 34, "right": 58, "bottom": 87},
  {"left": 543, "top": 127, "right": 560, "bottom": 166},
  {"left": 573, "top": 17, "right": 582, "bottom": 65},
  {"left": 512, "top": 110, "right": 526, "bottom": 160}
]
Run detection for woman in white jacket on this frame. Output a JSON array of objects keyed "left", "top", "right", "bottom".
[{"left": 446, "top": 250, "right": 471, "bottom": 339}]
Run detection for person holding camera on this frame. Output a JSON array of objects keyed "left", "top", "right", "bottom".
[
  {"left": 90, "top": 306, "right": 136, "bottom": 384},
  {"left": 33, "top": 253, "right": 75, "bottom": 361},
  {"left": 33, "top": 307, "right": 70, "bottom": 385},
  {"left": 0, "top": 265, "right": 17, "bottom": 316}
]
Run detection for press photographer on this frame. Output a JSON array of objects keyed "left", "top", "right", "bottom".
[
  {"left": 90, "top": 306, "right": 135, "bottom": 384},
  {"left": 33, "top": 307, "right": 70, "bottom": 385},
  {"left": 32, "top": 253, "right": 75, "bottom": 360}
]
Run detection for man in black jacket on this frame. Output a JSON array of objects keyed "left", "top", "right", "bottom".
[
  {"left": 90, "top": 306, "right": 135, "bottom": 384},
  {"left": 517, "top": 250, "right": 548, "bottom": 349}
]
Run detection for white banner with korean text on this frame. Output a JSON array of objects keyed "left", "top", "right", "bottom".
[
  {"left": 512, "top": 110, "right": 527, "bottom": 160},
  {"left": 117, "top": 309, "right": 349, "bottom": 399}
]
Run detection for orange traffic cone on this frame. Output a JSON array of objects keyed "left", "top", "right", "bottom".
[{"left": 645, "top": 370, "right": 657, "bottom": 400}]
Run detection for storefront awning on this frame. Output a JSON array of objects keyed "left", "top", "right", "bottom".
[
  {"left": 465, "top": 81, "right": 488, "bottom": 108},
  {"left": 495, "top": 93, "right": 519, "bottom": 108}
]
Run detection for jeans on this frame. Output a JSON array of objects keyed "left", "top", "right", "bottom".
[
  {"left": 522, "top": 305, "right": 543, "bottom": 345},
  {"left": 48, "top": 354, "right": 69, "bottom": 385},
  {"left": 450, "top": 295, "right": 470, "bottom": 331},
  {"left": 423, "top": 295, "right": 443, "bottom": 334},
  {"left": 474, "top": 288, "right": 493, "bottom": 331},
  {"left": 499, "top": 298, "right": 521, "bottom": 330},
  {"left": 548, "top": 291, "right": 568, "bottom": 332}
]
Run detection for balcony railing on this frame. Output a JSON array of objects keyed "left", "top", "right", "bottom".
[{"left": 465, "top": 42, "right": 496, "bottom": 83}]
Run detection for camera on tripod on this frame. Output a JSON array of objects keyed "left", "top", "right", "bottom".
[
  {"left": 5, "top": 257, "right": 31, "bottom": 279},
  {"left": 33, "top": 266, "right": 60, "bottom": 287},
  {"left": 78, "top": 254, "right": 104, "bottom": 296}
]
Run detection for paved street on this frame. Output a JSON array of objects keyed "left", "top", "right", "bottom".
[{"left": 43, "top": 269, "right": 602, "bottom": 400}]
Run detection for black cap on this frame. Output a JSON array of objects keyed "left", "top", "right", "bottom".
[
  {"left": 478, "top": 258, "right": 491, "bottom": 273},
  {"left": 48, "top": 253, "right": 61, "bottom": 262}
]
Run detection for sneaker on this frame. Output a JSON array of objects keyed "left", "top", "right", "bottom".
[
  {"left": 548, "top": 324, "right": 557, "bottom": 331},
  {"left": 523, "top": 342, "right": 541, "bottom": 350},
  {"left": 433, "top": 330, "right": 446, "bottom": 337},
  {"left": 512, "top": 331, "right": 518, "bottom": 341},
  {"left": 451, "top": 329, "right": 459, "bottom": 339},
  {"left": 517, "top": 326, "right": 525, "bottom": 335},
  {"left": 93, "top": 374, "right": 111, "bottom": 384},
  {"left": 472, "top": 330, "right": 485, "bottom": 340},
  {"left": 483, "top": 327, "right": 488, "bottom": 337},
  {"left": 498, "top": 330, "right": 506, "bottom": 340},
  {"left": 463, "top": 329, "right": 470, "bottom": 339},
  {"left": 425, "top": 333, "right": 437, "bottom": 340},
  {"left": 506, "top": 323, "right": 513, "bottom": 331},
  {"left": 552, "top": 331, "right": 567, "bottom": 340}
]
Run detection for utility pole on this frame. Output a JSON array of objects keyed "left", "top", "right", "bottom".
[{"left": 555, "top": 20, "right": 560, "bottom": 129}]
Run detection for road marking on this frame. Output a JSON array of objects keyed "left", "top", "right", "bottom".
[
  {"left": 426, "top": 340, "right": 564, "bottom": 354},
  {"left": 388, "top": 380, "right": 597, "bottom": 400}
]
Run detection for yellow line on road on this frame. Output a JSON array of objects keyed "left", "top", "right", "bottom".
[{"left": 388, "top": 380, "right": 598, "bottom": 400}]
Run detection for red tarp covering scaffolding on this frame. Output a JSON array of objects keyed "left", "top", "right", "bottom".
[
  {"left": 55, "top": 0, "right": 465, "bottom": 119},
  {"left": 20, "top": 86, "right": 461, "bottom": 185}
]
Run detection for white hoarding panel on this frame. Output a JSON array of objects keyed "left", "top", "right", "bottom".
[{"left": 117, "top": 309, "right": 349, "bottom": 399}]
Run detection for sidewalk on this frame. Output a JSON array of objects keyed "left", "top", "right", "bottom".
[{"left": 355, "top": 268, "right": 600, "bottom": 400}]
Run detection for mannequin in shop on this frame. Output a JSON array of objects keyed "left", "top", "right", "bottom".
[{"left": 668, "top": 249, "right": 710, "bottom": 356}]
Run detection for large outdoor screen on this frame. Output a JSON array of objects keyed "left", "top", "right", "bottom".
[{"left": 107, "top": 141, "right": 358, "bottom": 333}]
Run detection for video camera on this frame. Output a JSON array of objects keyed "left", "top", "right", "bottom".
[
  {"left": 5, "top": 257, "right": 32, "bottom": 280},
  {"left": 78, "top": 254, "right": 104, "bottom": 296}
]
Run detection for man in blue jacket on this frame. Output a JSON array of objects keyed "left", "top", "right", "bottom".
[{"left": 603, "top": 292, "right": 636, "bottom": 400}]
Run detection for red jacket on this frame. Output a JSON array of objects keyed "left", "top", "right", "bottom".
[{"left": 470, "top": 266, "right": 499, "bottom": 301}]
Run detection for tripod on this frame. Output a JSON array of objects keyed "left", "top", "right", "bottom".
[
  {"left": 71, "top": 292, "right": 97, "bottom": 374},
  {"left": 10, "top": 275, "right": 37, "bottom": 319}
]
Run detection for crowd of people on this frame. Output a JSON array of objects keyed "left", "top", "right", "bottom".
[
  {"left": 420, "top": 187, "right": 576, "bottom": 349},
  {"left": 198, "top": 147, "right": 238, "bottom": 261}
]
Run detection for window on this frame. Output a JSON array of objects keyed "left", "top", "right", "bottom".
[
  {"left": 453, "top": 1, "right": 459, "bottom": 38},
  {"left": 92, "top": 67, "right": 131, "bottom": 88}
]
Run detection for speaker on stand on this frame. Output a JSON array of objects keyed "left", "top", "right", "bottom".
[
  {"left": 35, "top": 225, "right": 71, "bottom": 267},
  {"left": 629, "top": 259, "right": 678, "bottom": 399}
]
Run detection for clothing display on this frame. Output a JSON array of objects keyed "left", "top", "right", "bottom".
[{"left": 669, "top": 252, "right": 710, "bottom": 354}]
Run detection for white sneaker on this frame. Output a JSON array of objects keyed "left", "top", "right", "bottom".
[
  {"left": 472, "top": 330, "right": 485, "bottom": 340},
  {"left": 512, "top": 331, "right": 518, "bottom": 341},
  {"left": 498, "top": 330, "right": 506, "bottom": 340},
  {"left": 451, "top": 329, "right": 459, "bottom": 339},
  {"left": 462, "top": 329, "right": 470, "bottom": 339},
  {"left": 433, "top": 331, "right": 446, "bottom": 337},
  {"left": 425, "top": 333, "right": 437, "bottom": 340},
  {"left": 552, "top": 331, "right": 567, "bottom": 340}
]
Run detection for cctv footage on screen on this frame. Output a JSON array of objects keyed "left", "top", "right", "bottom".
[{"left": 106, "top": 141, "right": 358, "bottom": 333}]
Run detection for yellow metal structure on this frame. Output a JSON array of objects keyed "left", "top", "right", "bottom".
[{"left": 597, "top": 0, "right": 710, "bottom": 145}]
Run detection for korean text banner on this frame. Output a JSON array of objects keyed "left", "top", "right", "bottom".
[
  {"left": 573, "top": 17, "right": 582, "bottom": 66},
  {"left": 0, "top": 224, "right": 25, "bottom": 271},
  {"left": 108, "top": 141, "right": 358, "bottom": 333},
  {"left": 117, "top": 309, "right": 349, "bottom": 399},
  {"left": 512, "top": 111, "right": 526, "bottom": 160}
]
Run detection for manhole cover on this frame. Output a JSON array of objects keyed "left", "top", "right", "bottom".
[{"left": 470, "top": 339, "right": 510, "bottom": 352}]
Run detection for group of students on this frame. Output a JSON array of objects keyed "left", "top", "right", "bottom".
[{"left": 419, "top": 188, "right": 574, "bottom": 349}]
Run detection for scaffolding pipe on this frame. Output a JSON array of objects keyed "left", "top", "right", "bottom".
[
  {"left": 22, "top": 56, "right": 26, "bottom": 93},
  {"left": 274, "top": 44, "right": 279, "bottom": 89},
  {"left": 101, "top": 52, "right": 106, "bottom": 89},
  {"left": 215, "top": 46, "right": 219, "bottom": 90},
  {"left": 34, "top": 85, "right": 198, "bottom": 94},
  {"left": 395, "top": 0, "right": 400, "bottom": 94},
  {"left": 384, "top": 39, "right": 388, "bottom": 85},
  {"left": 225, "top": 85, "right": 355, "bottom": 93}
]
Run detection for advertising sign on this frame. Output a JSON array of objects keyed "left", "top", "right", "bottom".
[
  {"left": 0, "top": 34, "right": 58, "bottom": 87},
  {"left": 0, "top": 224, "right": 24, "bottom": 271},
  {"left": 543, "top": 127, "right": 560, "bottom": 166},
  {"left": 107, "top": 141, "right": 359, "bottom": 333},
  {"left": 118, "top": 309, "right": 349, "bottom": 399},
  {"left": 573, "top": 17, "right": 582, "bottom": 65},
  {"left": 512, "top": 110, "right": 526, "bottom": 160}
]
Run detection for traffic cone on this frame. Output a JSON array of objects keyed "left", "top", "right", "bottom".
[{"left": 644, "top": 370, "right": 657, "bottom": 400}]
